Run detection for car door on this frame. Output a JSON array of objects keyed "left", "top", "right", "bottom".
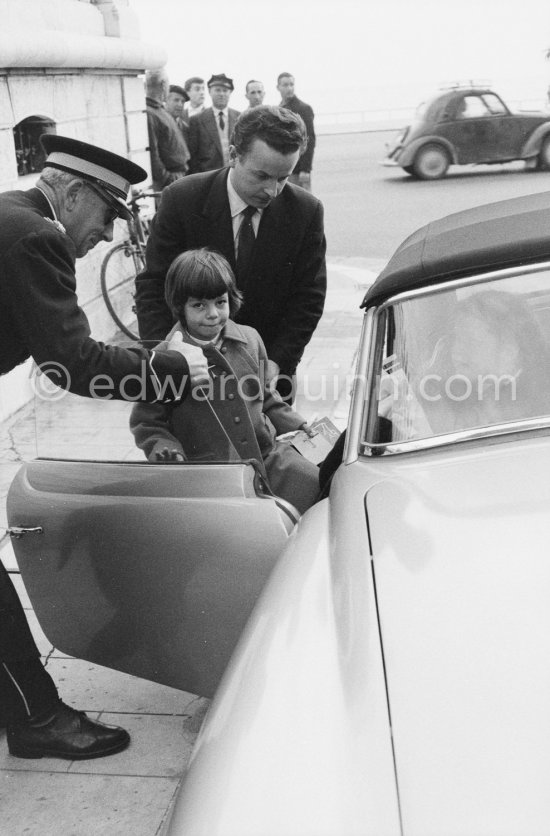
[
  {"left": 441, "top": 93, "right": 502, "bottom": 163},
  {"left": 6, "top": 392, "right": 298, "bottom": 700}
]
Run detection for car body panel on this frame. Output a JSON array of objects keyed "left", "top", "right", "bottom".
[
  {"left": 365, "top": 439, "right": 550, "bottom": 835},
  {"left": 383, "top": 87, "right": 550, "bottom": 175},
  {"left": 169, "top": 492, "right": 401, "bottom": 836},
  {"left": 7, "top": 459, "right": 294, "bottom": 697}
]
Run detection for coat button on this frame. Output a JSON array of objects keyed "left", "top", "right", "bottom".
[
  {"left": 221, "top": 346, "right": 227, "bottom": 353},
  {"left": 228, "top": 393, "right": 235, "bottom": 400},
  {"left": 234, "top": 416, "right": 241, "bottom": 423}
]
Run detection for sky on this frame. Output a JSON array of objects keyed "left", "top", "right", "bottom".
[{"left": 129, "top": 0, "right": 550, "bottom": 115}]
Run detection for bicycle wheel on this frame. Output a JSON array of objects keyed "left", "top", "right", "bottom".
[{"left": 100, "top": 241, "right": 144, "bottom": 340}]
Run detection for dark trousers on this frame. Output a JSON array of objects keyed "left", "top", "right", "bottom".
[{"left": 0, "top": 560, "right": 58, "bottom": 723}]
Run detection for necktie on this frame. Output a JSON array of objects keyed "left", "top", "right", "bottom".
[
  {"left": 236, "top": 206, "right": 256, "bottom": 281},
  {"left": 218, "top": 111, "right": 225, "bottom": 131}
]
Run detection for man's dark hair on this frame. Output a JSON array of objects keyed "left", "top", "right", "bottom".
[
  {"left": 246, "top": 79, "right": 262, "bottom": 92},
  {"left": 169, "top": 84, "right": 187, "bottom": 98},
  {"left": 184, "top": 76, "right": 204, "bottom": 91},
  {"left": 277, "top": 72, "right": 294, "bottom": 84},
  {"left": 231, "top": 106, "right": 307, "bottom": 157}
]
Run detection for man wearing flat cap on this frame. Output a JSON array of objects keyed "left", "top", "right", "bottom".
[
  {"left": 187, "top": 73, "right": 241, "bottom": 174},
  {"left": 0, "top": 134, "right": 208, "bottom": 761}
]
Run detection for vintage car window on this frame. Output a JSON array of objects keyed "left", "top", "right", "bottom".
[
  {"left": 458, "top": 95, "right": 492, "bottom": 119},
  {"left": 364, "top": 269, "right": 550, "bottom": 453},
  {"left": 482, "top": 93, "right": 508, "bottom": 115}
]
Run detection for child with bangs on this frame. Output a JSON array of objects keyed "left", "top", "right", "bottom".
[{"left": 130, "top": 248, "right": 320, "bottom": 514}]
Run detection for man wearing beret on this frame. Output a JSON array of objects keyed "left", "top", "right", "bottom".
[
  {"left": 187, "top": 73, "right": 241, "bottom": 174},
  {"left": 136, "top": 105, "right": 326, "bottom": 404},
  {"left": 0, "top": 134, "right": 208, "bottom": 759}
]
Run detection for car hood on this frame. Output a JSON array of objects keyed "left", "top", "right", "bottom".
[{"left": 366, "top": 436, "right": 550, "bottom": 836}]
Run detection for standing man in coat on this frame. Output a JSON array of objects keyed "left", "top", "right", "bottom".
[
  {"left": 145, "top": 70, "right": 190, "bottom": 190},
  {"left": 187, "top": 74, "right": 240, "bottom": 174},
  {"left": 0, "top": 134, "right": 208, "bottom": 760},
  {"left": 135, "top": 105, "right": 327, "bottom": 402},
  {"left": 277, "top": 72, "right": 316, "bottom": 192}
]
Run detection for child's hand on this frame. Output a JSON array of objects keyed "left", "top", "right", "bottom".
[{"left": 154, "top": 447, "right": 185, "bottom": 463}]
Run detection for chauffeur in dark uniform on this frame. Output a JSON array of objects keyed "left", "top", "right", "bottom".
[{"left": 0, "top": 135, "right": 208, "bottom": 759}]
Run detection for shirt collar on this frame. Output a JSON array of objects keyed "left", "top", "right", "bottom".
[{"left": 227, "top": 171, "right": 263, "bottom": 221}]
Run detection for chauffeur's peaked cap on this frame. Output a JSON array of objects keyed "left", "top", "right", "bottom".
[{"left": 40, "top": 134, "right": 147, "bottom": 220}]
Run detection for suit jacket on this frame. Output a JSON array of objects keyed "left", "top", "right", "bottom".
[
  {"left": 135, "top": 168, "right": 327, "bottom": 375},
  {"left": 187, "top": 107, "right": 240, "bottom": 173}
]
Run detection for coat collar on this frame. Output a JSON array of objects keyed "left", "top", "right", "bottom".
[{"left": 166, "top": 318, "right": 249, "bottom": 346}]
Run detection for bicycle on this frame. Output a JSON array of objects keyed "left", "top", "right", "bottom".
[{"left": 100, "top": 190, "right": 160, "bottom": 340}]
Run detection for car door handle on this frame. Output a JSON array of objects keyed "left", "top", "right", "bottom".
[{"left": 6, "top": 526, "right": 44, "bottom": 539}]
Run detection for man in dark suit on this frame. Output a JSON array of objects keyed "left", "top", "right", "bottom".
[
  {"left": 277, "top": 72, "right": 316, "bottom": 192},
  {"left": 187, "top": 73, "right": 240, "bottom": 174},
  {"left": 136, "top": 106, "right": 327, "bottom": 402}
]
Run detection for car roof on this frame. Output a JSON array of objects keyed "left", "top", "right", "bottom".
[{"left": 362, "top": 191, "right": 550, "bottom": 308}]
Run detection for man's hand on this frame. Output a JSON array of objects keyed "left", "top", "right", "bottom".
[
  {"left": 154, "top": 446, "right": 185, "bottom": 463},
  {"left": 167, "top": 331, "right": 209, "bottom": 385}
]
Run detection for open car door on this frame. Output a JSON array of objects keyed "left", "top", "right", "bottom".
[{"left": 7, "top": 457, "right": 297, "bottom": 698}]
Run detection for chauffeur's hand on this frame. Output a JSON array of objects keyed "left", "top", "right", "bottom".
[{"left": 167, "top": 331, "right": 209, "bottom": 386}]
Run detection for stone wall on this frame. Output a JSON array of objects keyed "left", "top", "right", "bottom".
[{"left": 0, "top": 0, "right": 165, "bottom": 421}]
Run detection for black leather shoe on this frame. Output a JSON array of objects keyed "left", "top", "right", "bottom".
[{"left": 7, "top": 701, "right": 130, "bottom": 759}]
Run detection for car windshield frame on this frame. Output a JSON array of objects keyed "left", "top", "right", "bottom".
[{"left": 359, "top": 261, "right": 550, "bottom": 457}]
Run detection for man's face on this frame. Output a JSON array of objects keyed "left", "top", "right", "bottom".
[
  {"left": 209, "top": 84, "right": 231, "bottom": 110},
  {"left": 246, "top": 82, "right": 265, "bottom": 108},
  {"left": 166, "top": 92, "right": 186, "bottom": 118},
  {"left": 229, "top": 138, "right": 299, "bottom": 209},
  {"left": 188, "top": 82, "right": 205, "bottom": 107},
  {"left": 64, "top": 182, "right": 116, "bottom": 258},
  {"left": 277, "top": 75, "right": 295, "bottom": 103}
]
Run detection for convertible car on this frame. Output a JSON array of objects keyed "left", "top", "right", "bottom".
[
  {"left": 383, "top": 85, "right": 550, "bottom": 179},
  {"left": 8, "top": 191, "right": 550, "bottom": 835}
]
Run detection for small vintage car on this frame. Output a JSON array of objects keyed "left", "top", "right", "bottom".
[
  {"left": 8, "top": 191, "right": 550, "bottom": 835},
  {"left": 383, "top": 85, "right": 550, "bottom": 179}
]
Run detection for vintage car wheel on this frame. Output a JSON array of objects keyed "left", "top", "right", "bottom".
[
  {"left": 412, "top": 144, "right": 450, "bottom": 180},
  {"left": 402, "top": 165, "right": 415, "bottom": 175},
  {"left": 537, "top": 136, "right": 550, "bottom": 170}
]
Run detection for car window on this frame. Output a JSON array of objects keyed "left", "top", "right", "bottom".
[
  {"left": 364, "top": 270, "right": 550, "bottom": 452},
  {"left": 456, "top": 95, "right": 492, "bottom": 119},
  {"left": 482, "top": 93, "right": 508, "bottom": 115}
]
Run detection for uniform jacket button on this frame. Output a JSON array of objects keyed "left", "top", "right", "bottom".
[{"left": 234, "top": 416, "right": 241, "bottom": 423}]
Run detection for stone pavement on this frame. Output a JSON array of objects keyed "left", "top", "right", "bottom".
[{"left": 0, "top": 258, "right": 382, "bottom": 836}]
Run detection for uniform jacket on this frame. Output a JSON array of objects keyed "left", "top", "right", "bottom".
[
  {"left": 130, "top": 320, "right": 320, "bottom": 513},
  {"left": 0, "top": 188, "right": 188, "bottom": 401},
  {"left": 281, "top": 95, "right": 316, "bottom": 173},
  {"left": 146, "top": 97, "right": 190, "bottom": 189},
  {"left": 187, "top": 107, "right": 240, "bottom": 173},
  {"left": 135, "top": 168, "right": 327, "bottom": 376}
]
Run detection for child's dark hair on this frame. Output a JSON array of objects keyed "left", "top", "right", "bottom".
[{"left": 165, "top": 248, "right": 243, "bottom": 320}]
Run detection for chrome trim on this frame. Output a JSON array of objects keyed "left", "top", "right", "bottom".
[
  {"left": 344, "top": 310, "right": 375, "bottom": 465},
  {"left": 362, "top": 416, "right": 550, "bottom": 456}
]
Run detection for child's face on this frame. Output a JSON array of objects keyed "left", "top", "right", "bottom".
[{"left": 183, "top": 293, "right": 229, "bottom": 340}]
